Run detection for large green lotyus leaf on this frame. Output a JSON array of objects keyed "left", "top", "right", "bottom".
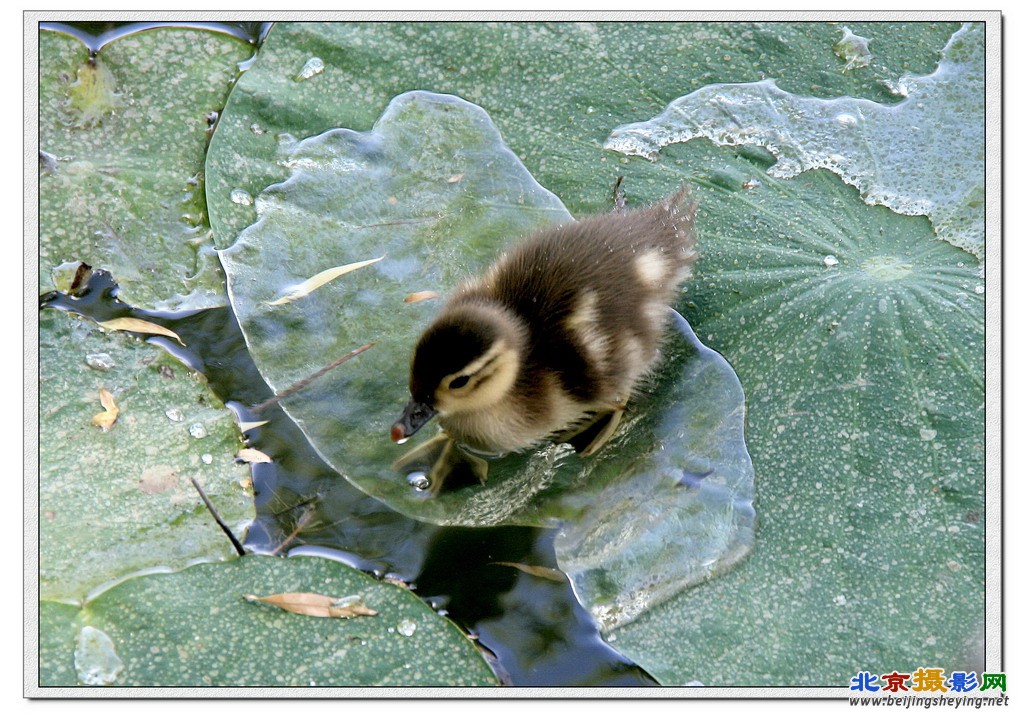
[
  {"left": 38, "top": 310, "right": 254, "bottom": 603},
  {"left": 39, "top": 554, "right": 497, "bottom": 686},
  {"left": 38, "top": 27, "right": 253, "bottom": 310}
]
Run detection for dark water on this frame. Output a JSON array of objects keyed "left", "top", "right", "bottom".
[{"left": 39, "top": 269, "right": 657, "bottom": 687}]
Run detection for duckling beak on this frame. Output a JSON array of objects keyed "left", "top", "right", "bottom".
[{"left": 391, "top": 399, "right": 437, "bottom": 444}]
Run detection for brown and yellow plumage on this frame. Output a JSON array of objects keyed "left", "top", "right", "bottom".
[{"left": 392, "top": 186, "right": 697, "bottom": 487}]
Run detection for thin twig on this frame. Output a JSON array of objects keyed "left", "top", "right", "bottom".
[
  {"left": 612, "top": 175, "right": 627, "bottom": 213},
  {"left": 190, "top": 476, "right": 246, "bottom": 557},
  {"left": 251, "top": 341, "right": 377, "bottom": 414}
]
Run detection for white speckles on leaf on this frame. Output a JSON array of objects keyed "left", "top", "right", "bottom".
[
  {"left": 138, "top": 465, "right": 179, "bottom": 494},
  {"left": 43, "top": 555, "right": 497, "bottom": 686},
  {"left": 40, "top": 29, "right": 252, "bottom": 310},
  {"left": 39, "top": 312, "right": 252, "bottom": 601}
]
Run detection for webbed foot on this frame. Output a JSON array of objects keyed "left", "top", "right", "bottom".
[
  {"left": 392, "top": 432, "right": 489, "bottom": 494},
  {"left": 563, "top": 407, "right": 625, "bottom": 457}
]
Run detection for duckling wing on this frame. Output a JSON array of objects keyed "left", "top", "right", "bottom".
[{"left": 490, "top": 186, "right": 698, "bottom": 401}]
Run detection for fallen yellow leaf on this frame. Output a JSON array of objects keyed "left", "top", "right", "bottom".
[
  {"left": 265, "top": 256, "right": 384, "bottom": 306},
  {"left": 97, "top": 317, "right": 184, "bottom": 345},
  {"left": 91, "top": 387, "right": 119, "bottom": 431},
  {"left": 235, "top": 448, "right": 272, "bottom": 464},
  {"left": 244, "top": 592, "right": 378, "bottom": 618},
  {"left": 404, "top": 290, "right": 439, "bottom": 304}
]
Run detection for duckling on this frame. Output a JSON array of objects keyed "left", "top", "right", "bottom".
[{"left": 392, "top": 184, "right": 697, "bottom": 490}]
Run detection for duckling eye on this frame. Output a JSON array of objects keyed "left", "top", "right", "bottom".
[{"left": 448, "top": 375, "right": 471, "bottom": 390}]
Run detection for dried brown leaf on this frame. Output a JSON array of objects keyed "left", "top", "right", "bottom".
[
  {"left": 91, "top": 387, "right": 119, "bottom": 430},
  {"left": 235, "top": 448, "right": 272, "bottom": 464},
  {"left": 403, "top": 290, "right": 439, "bottom": 304},
  {"left": 265, "top": 256, "right": 384, "bottom": 306},
  {"left": 97, "top": 317, "right": 184, "bottom": 345},
  {"left": 491, "top": 562, "right": 567, "bottom": 582},
  {"left": 244, "top": 592, "right": 378, "bottom": 618}
]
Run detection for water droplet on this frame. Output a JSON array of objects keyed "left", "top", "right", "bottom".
[
  {"left": 86, "top": 352, "right": 115, "bottom": 371},
  {"left": 833, "top": 594, "right": 848, "bottom": 606},
  {"left": 188, "top": 423, "right": 208, "bottom": 439},
  {"left": 250, "top": 122, "right": 266, "bottom": 136},
  {"left": 974, "top": 285, "right": 984, "bottom": 294},
  {"left": 165, "top": 408, "right": 185, "bottom": 422},
  {"left": 407, "top": 472, "right": 430, "bottom": 491},
  {"left": 230, "top": 188, "right": 253, "bottom": 206},
  {"left": 201, "top": 453, "right": 213, "bottom": 465},
  {"left": 920, "top": 428, "right": 937, "bottom": 441},
  {"left": 297, "top": 56, "right": 325, "bottom": 80},
  {"left": 75, "top": 626, "right": 124, "bottom": 686},
  {"left": 835, "top": 113, "right": 857, "bottom": 128},
  {"left": 823, "top": 254, "right": 839, "bottom": 267},
  {"left": 397, "top": 619, "right": 417, "bottom": 637}
]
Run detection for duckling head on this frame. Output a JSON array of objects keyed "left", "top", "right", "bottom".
[{"left": 391, "top": 302, "right": 525, "bottom": 444}]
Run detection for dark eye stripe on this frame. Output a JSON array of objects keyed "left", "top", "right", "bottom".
[{"left": 449, "top": 352, "right": 500, "bottom": 390}]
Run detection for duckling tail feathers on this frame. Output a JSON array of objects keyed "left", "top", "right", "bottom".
[
  {"left": 661, "top": 185, "right": 698, "bottom": 245},
  {"left": 653, "top": 186, "right": 698, "bottom": 281}
]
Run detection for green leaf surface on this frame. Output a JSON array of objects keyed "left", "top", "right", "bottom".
[
  {"left": 606, "top": 23, "right": 985, "bottom": 259},
  {"left": 39, "top": 310, "right": 254, "bottom": 602},
  {"left": 608, "top": 163, "right": 984, "bottom": 685},
  {"left": 205, "top": 20, "right": 959, "bottom": 242},
  {"left": 38, "top": 28, "right": 252, "bottom": 310},
  {"left": 38, "top": 554, "right": 497, "bottom": 686},
  {"left": 202, "top": 20, "right": 982, "bottom": 685}
]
